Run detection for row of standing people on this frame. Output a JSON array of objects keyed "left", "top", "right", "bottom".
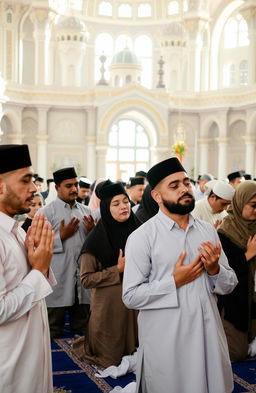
[{"left": 0, "top": 143, "right": 256, "bottom": 393}]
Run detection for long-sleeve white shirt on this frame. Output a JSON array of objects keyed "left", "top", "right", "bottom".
[
  {"left": 0, "top": 211, "right": 56, "bottom": 393},
  {"left": 123, "top": 210, "right": 238, "bottom": 393}
]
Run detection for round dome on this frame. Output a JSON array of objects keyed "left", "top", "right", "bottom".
[
  {"left": 111, "top": 47, "right": 140, "bottom": 66},
  {"left": 55, "top": 16, "right": 87, "bottom": 32}
]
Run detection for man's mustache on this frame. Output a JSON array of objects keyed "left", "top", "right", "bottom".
[{"left": 178, "top": 193, "right": 194, "bottom": 202}]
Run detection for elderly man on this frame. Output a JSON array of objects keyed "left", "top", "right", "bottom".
[
  {"left": 39, "top": 167, "right": 94, "bottom": 339},
  {"left": 123, "top": 157, "right": 237, "bottom": 393},
  {"left": 0, "top": 144, "right": 55, "bottom": 393},
  {"left": 192, "top": 180, "right": 235, "bottom": 228}
]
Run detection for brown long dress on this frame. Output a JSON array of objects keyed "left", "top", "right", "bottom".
[{"left": 72, "top": 253, "right": 138, "bottom": 368}]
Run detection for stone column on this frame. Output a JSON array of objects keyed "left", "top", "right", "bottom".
[
  {"left": 184, "top": 18, "right": 208, "bottom": 92},
  {"left": 85, "top": 107, "right": 97, "bottom": 179},
  {"left": 243, "top": 136, "right": 256, "bottom": 176},
  {"left": 215, "top": 137, "right": 229, "bottom": 179},
  {"left": 95, "top": 145, "right": 107, "bottom": 179},
  {"left": 36, "top": 135, "right": 48, "bottom": 180},
  {"left": 36, "top": 107, "right": 49, "bottom": 179},
  {"left": 198, "top": 138, "right": 210, "bottom": 174},
  {"left": 241, "top": 6, "right": 256, "bottom": 85},
  {"left": 85, "top": 136, "right": 96, "bottom": 180},
  {"left": 8, "top": 133, "right": 24, "bottom": 144},
  {"left": 151, "top": 146, "right": 171, "bottom": 166},
  {"left": 30, "top": 8, "right": 50, "bottom": 86}
]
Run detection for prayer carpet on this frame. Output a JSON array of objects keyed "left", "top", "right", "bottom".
[
  {"left": 52, "top": 337, "right": 135, "bottom": 393},
  {"left": 51, "top": 319, "right": 256, "bottom": 393}
]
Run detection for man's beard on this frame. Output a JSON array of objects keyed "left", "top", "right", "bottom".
[
  {"left": 4, "top": 184, "right": 31, "bottom": 215},
  {"left": 162, "top": 193, "right": 195, "bottom": 215}
]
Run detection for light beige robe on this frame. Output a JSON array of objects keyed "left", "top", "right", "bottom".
[{"left": 0, "top": 212, "right": 56, "bottom": 393}]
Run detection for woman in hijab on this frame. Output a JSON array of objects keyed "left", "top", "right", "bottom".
[
  {"left": 73, "top": 181, "right": 140, "bottom": 367},
  {"left": 135, "top": 184, "right": 159, "bottom": 223},
  {"left": 217, "top": 181, "right": 256, "bottom": 361}
]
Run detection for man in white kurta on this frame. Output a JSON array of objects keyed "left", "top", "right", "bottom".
[
  {"left": 0, "top": 144, "right": 56, "bottom": 393},
  {"left": 192, "top": 180, "right": 235, "bottom": 227},
  {"left": 123, "top": 157, "right": 238, "bottom": 393},
  {"left": 38, "top": 167, "right": 94, "bottom": 339}
]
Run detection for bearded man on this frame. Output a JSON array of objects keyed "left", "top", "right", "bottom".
[{"left": 122, "top": 157, "right": 238, "bottom": 393}]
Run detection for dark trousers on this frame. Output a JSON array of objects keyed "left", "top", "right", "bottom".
[{"left": 48, "top": 302, "right": 90, "bottom": 340}]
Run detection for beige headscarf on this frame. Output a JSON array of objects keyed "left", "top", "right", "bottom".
[{"left": 218, "top": 181, "right": 256, "bottom": 250}]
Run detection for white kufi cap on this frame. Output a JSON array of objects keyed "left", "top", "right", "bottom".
[{"left": 212, "top": 180, "right": 235, "bottom": 200}]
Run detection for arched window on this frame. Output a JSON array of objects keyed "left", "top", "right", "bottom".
[
  {"left": 138, "top": 3, "right": 152, "bottom": 18},
  {"left": 118, "top": 3, "right": 132, "bottom": 18},
  {"left": 134, "top": 35, "right": 152, "bottom": 88},
  {"left": 168, "top": 1, "right": 179, "bottom": 15},
  {"left": 95, "top": 33, "right": 114, "bottom": 82},
  {"left": 98, "top": 1, "right": 112, "bottom": 16},
  {"left": 224, "top": 14, "right": 249, "bottom": 49},
  {"left": 106, "top": 120, "right": 149, "bottom": 181},
  {"left": 239, "top": 60, "right": 248, "bottom": 85}
]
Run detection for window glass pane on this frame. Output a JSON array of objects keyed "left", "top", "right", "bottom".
[
  {"left": 109, "top": 130, "right": 118, "bottom": 146},
  {"left": 136, "top": 163, "right": 147, "bottom": 171},
  {"left": 138, "top": 3, "right": 152, "bottom": 18},
  {"left": 136, "top": 149, "right": 149, "bottom": 161},
  {"left": 229, "top": 64, "right": 236, "bottom": 85},
  {"left": 119, "top": 148, "right": 134, "bottom": 161},
  {"left": 98, "top": 1, "right": 112, "bottom": 16},
  {"left": 106, "top": 163, "right": 117, "bottom": 181},
  {"left": 118, "top": 4, "right": 132, "bottom": 18},
  {"left": 136, "top": 130, "right": 149, "bottom": 146},
  {"left": 224, "top": 19, "right": 237, "bottom": 48},
  {"left": 119, "top": 163, "right": 135, "bottom": 182},
  {"left": 106, "top": 148, "right": 117, "bottom": 160},
  {"left": 239, "top": 60, "right": 248, "bottom": 85},
  {"left": 119, "top": 120, "right": 136, "bottom": 146},
  {"left": 239, "top": 19, "right": 249, "bottom": 46},
  {"left": 168, "top": 1, "right": 179, "bottom": 15},
  {"left": 134, "top": 35, "right": 152, "bottom": 57}
]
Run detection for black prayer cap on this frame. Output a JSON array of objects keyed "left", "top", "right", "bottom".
[
  {"left": 227, "top": 171, "right": 244, "bottom": 182},
  {"left": 98, "top": 180, "right": 127, "bottom": 200},
  {"left": 0, "top": 144, "right": 32, "bottom": 174},
  {"left": 79, "top": 177, "right": 91, "bottom": 188},
  {"left": 53, "top": 167, "right": 77, "bottom": 184},
  {"left": 135, "top": 170, "right": 147, "bottom": 178},
  {"left": 35, "top": 176, "right": 44, "bottom": 183},
  {"left": 129, "top": 177, "right": 145, "bottom": 187},
  {"left": 147, "top": 157, "right": 186, "bottom": 189}
]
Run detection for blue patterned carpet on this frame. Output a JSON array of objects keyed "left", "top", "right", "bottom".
[{"left": 51, "top": 322, "right": 256, "bottom": 393}]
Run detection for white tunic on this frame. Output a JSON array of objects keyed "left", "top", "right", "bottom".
[
  {"left": 192, "top": 196, "right": 228, "bottom": 226},
  {"left": 123, "top": 210, "right": 238, "bottom": 393},
  {"left": 0, "top": 212, "right": 56, "bottom": 393},
  {"left": 39, "top": 197, "right": 92, "bottom": 307}
]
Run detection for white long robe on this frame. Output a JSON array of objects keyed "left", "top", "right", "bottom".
[
  {"left": 123, "top": 211, "right": 238, "bottom": 393},
  {"left": 0, "top": 212, "right": 56, "bottom": 393}
]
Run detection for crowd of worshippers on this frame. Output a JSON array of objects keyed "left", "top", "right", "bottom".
[{"left": 1, "top": 143, "right": 256, "bottom": 393}]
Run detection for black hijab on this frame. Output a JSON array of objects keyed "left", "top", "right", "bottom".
[
  {"left": 136, "top": 184, "right": 159, "bottom": 223},
  {"left": 80, "top": 182, "right": 141, "bottom": 268}
]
